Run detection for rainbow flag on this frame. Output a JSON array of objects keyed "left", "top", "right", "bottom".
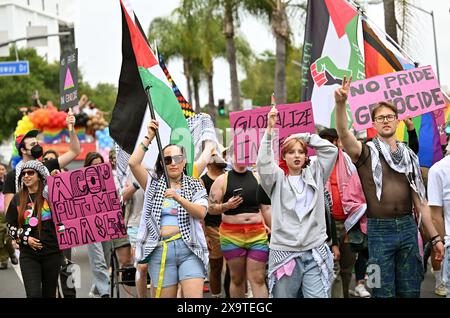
[{"left": 361, "top": 18, "right": 443, "bottom": 167}]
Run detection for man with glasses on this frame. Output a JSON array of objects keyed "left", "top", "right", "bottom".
[{"left": 334, "top": 77, "right": 444, "bottom": 297}]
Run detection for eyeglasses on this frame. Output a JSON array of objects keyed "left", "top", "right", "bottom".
[
  {"left": 21, "top": 170, "right": 36, "bottom": 177},
  {"left": 374, "top": 114, "right": 397, "bottom": 123},
  {"left": 163, "top": 155, "right": 184, "bottom": 165}
]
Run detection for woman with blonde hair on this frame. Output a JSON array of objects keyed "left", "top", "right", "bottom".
[{"left": 257, "top": 107, "right": 338, "bottom": 298}]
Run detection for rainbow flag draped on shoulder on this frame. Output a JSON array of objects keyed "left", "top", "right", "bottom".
[{"left": 110, "top": 0, "right": 194, "bottom": 180}]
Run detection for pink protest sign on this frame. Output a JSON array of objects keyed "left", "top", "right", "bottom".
[
  {"left": 347, "top": 65, "right": 446, "bottom": 131},
  {"left": 47, "top": 163, "right": 127, "bottom": 250},
  {"left": 230, "top": 101, "right": 315, "bottom": 165}
]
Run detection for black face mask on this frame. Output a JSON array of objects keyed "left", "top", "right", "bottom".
[{"left": 29, "top": 144, "right": 43, "bottom": 159}]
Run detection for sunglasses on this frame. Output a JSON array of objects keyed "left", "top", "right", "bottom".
[
  {"left": 163, "top": 155, "right": 184, "bottom": 165},
  {"left": 21, "top": 170, "right": 36, "bottom": 177}
]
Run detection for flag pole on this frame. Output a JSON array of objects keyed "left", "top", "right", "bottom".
[
  {"left": 347, "top": 0, "right": 417, "bottom": 65},
  {"left": 144, "top": 85, "right": 170, "bottom": 189}
]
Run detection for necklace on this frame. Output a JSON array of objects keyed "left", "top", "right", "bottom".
[
  {"left": 28, "top": 193, "right": 39, "bottom": 227},
  {"left": 288, "top": 176, "right": 306, "bottom": 195}
]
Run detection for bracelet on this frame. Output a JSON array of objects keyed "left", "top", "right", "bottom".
[
  {"left": 432, "top": 239, "right": 444, "bottom": 246},
  {"left": 430, "top": 234, "right": 440, "bottom": 242},
  {"left": 144, "top": 135, "right": 150, "bottom": 140},
  {"left": 132, "top": 182, "right": 140, "bottom": 190},
  {"left": 140, "top": 142, "right": 149, "bottom": 152}
]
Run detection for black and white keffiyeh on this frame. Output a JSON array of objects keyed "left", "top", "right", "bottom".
[
  {"left": 367, "top": 138, "right": 426, "bottom": 202},
  {"left": 134, "top": 173, "right": 209, "bottom": 271}
]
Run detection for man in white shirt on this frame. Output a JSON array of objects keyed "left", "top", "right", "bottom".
[{"left": 428, "top": 154, "right": 450, "bottom": 298}]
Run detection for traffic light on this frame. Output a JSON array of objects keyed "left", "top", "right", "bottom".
[{"left": 218, "top": 99, "right": 225, "bottom": 117}]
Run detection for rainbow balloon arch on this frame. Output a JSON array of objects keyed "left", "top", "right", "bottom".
[{"left": 12, "top": 106, "right": 114, "bottom": 168}]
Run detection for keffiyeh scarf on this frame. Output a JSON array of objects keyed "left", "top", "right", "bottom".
[{"left": 367, "top": 138, "right": 425, "bottom": 202}]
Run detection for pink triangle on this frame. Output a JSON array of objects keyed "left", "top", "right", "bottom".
[{"left": 64, "top": 68, "right": 75, "bottom": 90}]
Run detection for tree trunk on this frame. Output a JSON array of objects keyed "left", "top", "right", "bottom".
[
  {"left": 183, "top": 59, "right": 193, "bottom": 105},
  {"left": 207, "top": 66, "right": 216, "bottom": 124},
  {"left": 383, "top": 0, "right": 398, "bottom": 43},
  {"left": 224, "top": 4, "right": 241, "bottom": 111},
  {"left": 193, "top": 76, "right": 201, "bottom": 113},
  {"left": 273, "top": 0, "right": 289, "bottom": 104}
]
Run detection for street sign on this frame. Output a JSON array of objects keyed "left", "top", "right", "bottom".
[
  {"left": 27, "top": 26, "right": 48, "bottom": 47},
  {"left": 0, "top": 61, "right": 29, "bottom": 76},
  {"left": 0, "top": 31, "right": 9, "bottom": 57}
]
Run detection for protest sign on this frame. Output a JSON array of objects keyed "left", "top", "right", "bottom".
[
  {"left": 47, "top": 163, "right": 127, "bottom": 250},
  {"left": 229, "top": 101, "right": 315, "bottom": 165},
  {"left": 60, "top": 49, "right": 78, "bottom": 110},
  {"left": 347, "top": 65, "right": 446, "bottom": 131}
]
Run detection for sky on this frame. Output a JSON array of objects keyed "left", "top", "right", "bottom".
[{"left": 74, "top": 0, "right": 450, "bottom": 107}]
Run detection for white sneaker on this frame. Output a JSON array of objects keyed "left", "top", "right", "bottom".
[
  {"left": 435, "top": 283, "right": 447, "bottom": 297},
  {"left": 354, "top": 284, "right": 371, "bottom": 298}
]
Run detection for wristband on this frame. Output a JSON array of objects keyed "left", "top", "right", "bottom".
[
  {"left": 140, "top": 142, "right": 149, "bottom": 152},
  {"left": 144, "top": 135, "right": 150, "bottom": 140},
  {"left": 430, "top": 234, "right": 440, "bottom": 242}
]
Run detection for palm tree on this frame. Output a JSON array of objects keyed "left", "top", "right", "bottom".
[{"left": 210, "top": 0, "right": 272, "bottom": 111}]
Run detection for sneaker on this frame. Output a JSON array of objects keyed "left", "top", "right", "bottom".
[
  {"left": 354, "top": 284, "right": 371, "bottom": 298},
  {"left": 0, "top": 262, "right": 7, "bottom": 270},
  {"left": 435, "top": 283, "right": 447, "bottom": 297},
  {"left": 10, "top": 256, "right": 18, "bottom": 265}
]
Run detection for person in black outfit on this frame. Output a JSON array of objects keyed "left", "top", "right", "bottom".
[{"left": 6, "top": 160, "right": 63, "bottom": 297}]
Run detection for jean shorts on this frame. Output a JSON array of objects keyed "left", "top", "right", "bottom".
[
  {"left": 148, "top": 236, "right": 205, "bottom": 288},
  {"left": 127, "top": 227, "right": 139, "bottom": 247}
]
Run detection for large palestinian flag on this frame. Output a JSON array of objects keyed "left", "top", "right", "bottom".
[
  {"left": 301, "top": 0, "right": 365, "bottom": 128},
  {"left": 110, "top": 0, "right": 193, "bottom": 179}
]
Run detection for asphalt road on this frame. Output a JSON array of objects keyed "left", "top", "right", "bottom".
[{"left": 0, "top": 246, "right": 444, "bottom": 298}]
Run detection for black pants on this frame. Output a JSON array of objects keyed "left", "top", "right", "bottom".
[
  {"left": 20, "top": 252, "right": 63, "bottom": 298},
  {"left": 59, "top": 248, "right": 76, "bottom": 298}
]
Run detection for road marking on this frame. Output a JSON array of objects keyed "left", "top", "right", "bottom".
[{"left": 11, "top": 250, "right": 23, "bottom": 284}]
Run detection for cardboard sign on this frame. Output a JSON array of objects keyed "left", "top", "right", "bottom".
[
  {"left": 60, "top": 49, "right": 78, "bottom": 110},
  {"left": 47, "top": 163, "right": 126, "bottom": 250},
  {"left": 230, "top": 101, "right": 315, "bottom": 165},
  {"left": 348, "top": 66, "right": 446, "bottom": 131}
]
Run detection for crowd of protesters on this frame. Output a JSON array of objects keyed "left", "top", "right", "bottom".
[{"left": 2, "top": 78, "right": 450, "bottom": 299}]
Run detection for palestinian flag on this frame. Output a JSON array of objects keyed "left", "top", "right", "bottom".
[
  {"left": 362, "top": 19, "right": 443, "bottom": 167},
  {"left": 301, "top": 0, "right": 365, "bottom": 128},
  {"left": 110, "top": 0, "right": 193, "bottom": 179}
]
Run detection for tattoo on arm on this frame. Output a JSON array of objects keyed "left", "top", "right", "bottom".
[{"left": 208, "top": 190, "right": 222, "bottom": 213}]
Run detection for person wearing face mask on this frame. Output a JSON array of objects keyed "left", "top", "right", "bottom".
[
  {"left": 2, "top": 110, "right": 80, "bottom": 214},
  {"left": 256, "top": 107, "right": 338, "bottom": 298}
]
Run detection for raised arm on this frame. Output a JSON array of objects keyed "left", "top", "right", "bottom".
[
  {"left": 257, "top": 107, "right": 283, "bottom": 196},
  {"left": 58, "top": 109, "right": 81, "bottom": 168},
  {"left": 128, "top": 120, "right": 158, "bottom": 189},
  {"left": 334, "top": 76, "right": 362, "bottom": 163}
]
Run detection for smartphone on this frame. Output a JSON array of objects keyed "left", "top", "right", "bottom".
[{"left": 233, "top": 188, "right": 243, "bottom": 197}]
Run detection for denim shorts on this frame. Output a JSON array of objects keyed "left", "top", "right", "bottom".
[
  {"left": 127, "top": 227, "right": 138, "bottom": 247},
  {"left": 148, "top": 236, "right": 206, "bottom": 288}
]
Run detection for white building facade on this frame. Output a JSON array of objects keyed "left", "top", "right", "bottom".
[{"left": 0, "top": 0, "right": 75, "bottom": 62}]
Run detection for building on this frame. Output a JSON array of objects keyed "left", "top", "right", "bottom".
[{"left": 0, "top": 0, "right": 75, "bottom": 61}]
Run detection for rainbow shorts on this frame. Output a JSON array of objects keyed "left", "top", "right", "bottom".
[{"left": 219, "top": 222, "right": 269, "bottom": 263}]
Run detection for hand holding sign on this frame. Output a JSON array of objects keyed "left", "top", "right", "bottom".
[
  {"left": 267, "top": 107, "right": 278, "bottom": 131},
  {"left": 66, "top": 108, "right": 75, "bottom": 132},
  {"left": 335, "top": 76, "right": 352, "bottom": 105},
  {"left": 403, "top": 117, "right": 415, "bottom": 131}
]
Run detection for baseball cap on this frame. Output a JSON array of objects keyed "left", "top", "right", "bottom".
[
  {"left": 319, "top": 128, "right": 338, "bottom": 140},
  {"left": 15, "top": 130, "right": 39, "bottom": 151}
]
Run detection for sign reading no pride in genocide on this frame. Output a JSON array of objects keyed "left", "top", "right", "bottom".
[
  {"left": 59, "top": 48, "right": 78, "bottom": 111},
  {"left": 347, "top": 65, "right": 446, "bottom": 131},
  {"left": 230, "top": 101, "right": 315, "bottom": 165},
  {"left": 47, "top": 163, "right": 127, "bottom": 250}
]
